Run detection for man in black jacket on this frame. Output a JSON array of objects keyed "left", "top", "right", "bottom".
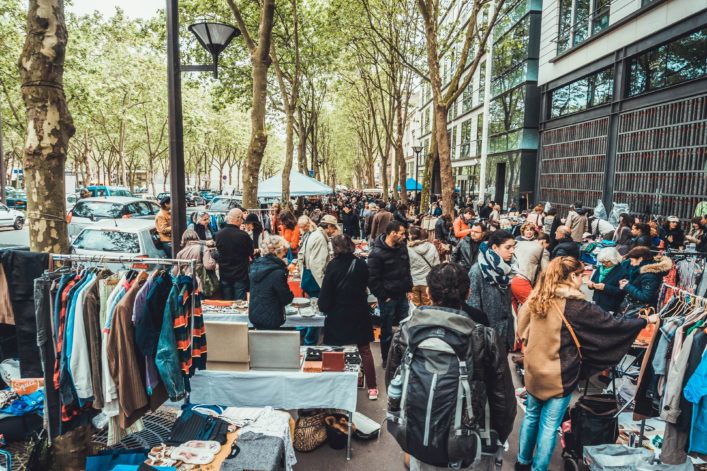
[
  {"left": 551, "top": 226, "right": 580, "bottom": 260},
  {"left": 367, "top": 220, "right": 413, "bottom": 367},
  {"left": 341, "top": 205, "right": 360, "bottom": 238},
  {"left": 215, "top": 208, "right": 254, "bottom": 300},
  {"left": 452, "top": 221, "right": 487, "bottom": 271}
]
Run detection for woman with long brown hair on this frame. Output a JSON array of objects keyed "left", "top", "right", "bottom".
[{"left": 515, "top": 257, "right": 657, "bottom": 471}]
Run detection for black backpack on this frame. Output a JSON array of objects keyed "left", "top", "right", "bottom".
[{"left": 387, "top": 308, "right": 495, "bottom": 468}]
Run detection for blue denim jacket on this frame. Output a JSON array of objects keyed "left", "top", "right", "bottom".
[{"left": 155, "top": 278, "right": 185, "bottom": 401}]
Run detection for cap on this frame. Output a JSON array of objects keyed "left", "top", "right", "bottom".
[
  {"left": 320, "top": 215, "right": 338, "bottom": 225},
  {"left": 667, "top": 216, "right": 680, "bottom": 223}
]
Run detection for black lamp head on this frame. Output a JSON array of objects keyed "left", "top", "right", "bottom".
[{"left": 188, "top": 21, "right": 240, "bottom": 78}]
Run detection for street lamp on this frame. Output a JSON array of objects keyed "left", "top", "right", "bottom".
[
  {"left": 165, "top": 0, "right": 239, "bottom": 243},
  {"left": 412, "top": 145, "right": 423, "bottom": 193},
  {"left": 186, "top": 22, "right": 240, "bottom": 79}
]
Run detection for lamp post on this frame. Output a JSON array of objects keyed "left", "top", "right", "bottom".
[
  {"left": 412, "top": 145, "right": 423, "bottom": 194},
  {"left": 165, "top": 0, "right": 239, "bottom": 242}
]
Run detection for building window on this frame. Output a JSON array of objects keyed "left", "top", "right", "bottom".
[
  {"left": 627, "top": 27, "right": 707, "bottom": 97},
  {"left": 475, "top": 61, "right": 486, "bottom": 107},
  {"left": 451, "top": 126, "right": 458, "bottom": 160},
  {"left": 557, "top": 0, "right": 611, "bottom": 55},
  {"left": 476, "top": 113, "right": 484, "bottom": 156},
  {"left": 550, "top": 67, "right": 613, "bottom": 118},
  {"left": 460, "top": 120, "right": 471, "bottom": 159}
]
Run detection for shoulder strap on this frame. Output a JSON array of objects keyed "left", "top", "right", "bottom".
[
  {"left": 336, "top": 259, "right": 357, "bottom": 293},
  {"left": 555, "top": 303, "right": 583, "bottom": 359}
]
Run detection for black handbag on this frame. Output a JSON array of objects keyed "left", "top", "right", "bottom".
[{"left": 564, "top": 394, "right": 619, "bottom": 456}]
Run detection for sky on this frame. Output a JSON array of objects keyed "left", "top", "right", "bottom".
[{"left": 68, "top": 0, "right": 164, "bottom": 19}]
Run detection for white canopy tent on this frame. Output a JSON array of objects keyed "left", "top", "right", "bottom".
[{"left": 257, "top": 171, "right": 333, "bottom": 198}]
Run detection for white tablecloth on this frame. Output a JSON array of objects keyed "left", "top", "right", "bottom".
[
  {"left": 188, "top": 368, "right": 358, "bottom": 412},
  {"left": 202, "top": 311, "right": 326, "bottom": 328}
]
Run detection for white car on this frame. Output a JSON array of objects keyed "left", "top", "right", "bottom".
[
  {"left": 0, "top": 203, "right": 24, "bottom": 230},
  {"left": 68, "top": 196, "right": 160, "bottom": 238},
  {"left": 70, "top": 219, "right": 168, "bottom": 269}
]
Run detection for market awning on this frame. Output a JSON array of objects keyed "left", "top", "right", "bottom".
[
  {"left": 257, "top": 171, "right": 333, "bottom": 198},
  {"left": 397, "top": 177, "right": 422, "bottom": 191}
]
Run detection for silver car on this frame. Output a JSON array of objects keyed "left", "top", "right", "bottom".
[
  {"left": 68, "top": 196, "right": 160, "bottom": 238},
  {"left": 70, "top": 219, "right": 168, "bottom": 269}
]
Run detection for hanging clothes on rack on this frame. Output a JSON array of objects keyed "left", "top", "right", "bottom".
[{"left": 35, "top": 254, "right": 202, "bottom": 446}]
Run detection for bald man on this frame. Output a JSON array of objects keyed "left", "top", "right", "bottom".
[
  {"left": 216, "top": 207, "right": 254, "bottom": 300},
  {"left": 550, "top": 225, "right": 580, "bottom": 260}
]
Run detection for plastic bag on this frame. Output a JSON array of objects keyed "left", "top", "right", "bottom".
[
  {"left": 609, "top": 203, "right": 630, "bottom": 227},
  {"left": 544, "top": 202, "right": 553, "bottom": 213},
  {"left": 584, "top": 444, "right": 652, "bottom": 470},
  {"left": 595, "top": 199, "right": 608, "bottom": 221}
]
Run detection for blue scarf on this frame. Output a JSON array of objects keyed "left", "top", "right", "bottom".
[{"left": 478, "top": 242, "right": 513, "bottom": 289}]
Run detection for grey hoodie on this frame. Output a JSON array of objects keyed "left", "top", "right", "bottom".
[{"left": 407, "top": 240, "right": 441, "bottom": 286}]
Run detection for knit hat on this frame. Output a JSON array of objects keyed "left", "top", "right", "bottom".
[{"left": 667, "top": 216, "right": 680, "bottom": 223}]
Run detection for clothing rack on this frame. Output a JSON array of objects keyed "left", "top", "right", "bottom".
[
  {"left": 661, "top": 282, "right": 707, "bottom": 306},
  {"left": 47, "top": 254, "right": 198, "bottom": 394}
]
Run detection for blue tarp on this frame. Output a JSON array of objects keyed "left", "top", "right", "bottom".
[{"left": 397, "top": 178, "right": 422, "bottom": 191}]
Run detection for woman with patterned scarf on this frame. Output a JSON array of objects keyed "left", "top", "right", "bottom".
[{"left": 467, "top": 230, "right": 517, "bottom": 351}]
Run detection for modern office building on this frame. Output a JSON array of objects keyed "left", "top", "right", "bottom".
[
  {"left": 536, "top": 0, "right": 707, "bottom": 219},
  {"left": 416, "top": 0, "right": 542, "bottom": 209}
]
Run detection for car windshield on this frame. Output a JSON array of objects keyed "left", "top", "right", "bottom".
[
  {"left": 112, "top": 189, "right": 131, "bottom": 197},
  {"left": 209, "top": 197, "right": 233, "bottom": 211},
  {"left": 72, "top": 229, "right": 140, "bottom": 253},
  {"left": 73, "top": 201, "right": 124, "bottom": 219}
]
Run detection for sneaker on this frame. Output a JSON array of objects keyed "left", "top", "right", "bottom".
[
  {"left": 514, "top": 462, "right": 531, "bottom": 471},
  {"left": 368, "top": 388, "right": 379, "bottom": 400}
]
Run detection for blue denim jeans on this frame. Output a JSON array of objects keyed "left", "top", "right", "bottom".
[
  {"left": 221, "top": 280, "right": 248, "bottom": 301},
  {"left": 379, "top": 297, "right": 410, "bottom": 363},
  {"left": 303, "top": 328, "right": 320, "bottom": 346},
  {"left": 518, "top": 392, "right": 572, "bottom": 471}
]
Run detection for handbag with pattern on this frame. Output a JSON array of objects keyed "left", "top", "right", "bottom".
[{"left": 293, "top": 410, "right": 327, "bottom": 452}]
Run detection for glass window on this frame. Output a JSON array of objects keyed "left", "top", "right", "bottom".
[
  {"left": 549, "top": 67, "right": 613, "bottom": 118},
  {"left": 451, "top": 127, "right": 457, "bottom": 160},
  {"left": 492, "top": 17, "right": 530, "bottom": 79},
  {"left": 72, "top": 201, "right": 125, "bottom": 219},
  {"left": 476, "top": 113, "right": 484, "bottom": 156},
  {"left": 628, "top": 27, "right": 706, "bottom": 96},
  {"left": 557, "top": 0, "right": 573, "bottom": 54},
  {"left": 557, "top": 0, "right": 613, "bottom": 55},
  {"left": 489, "top": 87, "right": 526, "bottom": 136},
  {"left": 72, "top": 229, "right": 141, "bottom": 253},
  {"left": 460, "top": 120, "right": 471, "bottom": 159}
]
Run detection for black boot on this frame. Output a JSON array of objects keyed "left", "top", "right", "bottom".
[{"left": 514, "top": 462, "right": 532, "bottom": 471}]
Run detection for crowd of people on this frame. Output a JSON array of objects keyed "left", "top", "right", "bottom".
[{"left": 149, "top": 190, "right": 706, "bottom": 469}]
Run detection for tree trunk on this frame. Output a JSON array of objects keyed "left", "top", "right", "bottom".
[
  {"left": 281, "top": 108, "right": 295, "bottom": 209},
  {"left": 434, "top": 104, "right": 454, "bottom": 215},
  {"left": 297, "top": 108, "right": 307, "bottom": 173},
  {"left": 420, "top": 112, "right": 437, "bottom": 213},
  {"left": 19, "top": 0, "right": 75, "bottom": 254},
  {"left": 240, "top": 0, "right": 275, "bottom": 210}
]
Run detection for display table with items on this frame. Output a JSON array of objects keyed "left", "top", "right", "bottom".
[
  {"left": 88, "top": 405, "right": 296, "bottom": 471},
  {"left": 202, "top": 298, "right": 326, "bottom": 328},
  {"left": 193, "top": 334, "right": 362, "bottom": 460}
]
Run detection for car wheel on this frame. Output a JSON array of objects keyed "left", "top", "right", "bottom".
[{"left": 13, "top": 218, "right": 24, "bottom": 230}]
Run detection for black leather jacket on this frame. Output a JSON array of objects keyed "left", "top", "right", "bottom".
[
  {"left": 452, "top": 236, "right": 483, "bottom": 271},
  {"left": 384, "top": 308, "right": 516, "bottom": 442}
]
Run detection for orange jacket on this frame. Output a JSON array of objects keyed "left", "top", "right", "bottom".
[
  {"left": 453, "top": 217, "right": 471, "bottom": 239},
  {"left": 279, "top": 225, "right": 301, "bottom": 253}
]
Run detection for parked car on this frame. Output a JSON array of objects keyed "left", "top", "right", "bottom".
[
  {"left": 206, "top": 195, "right": 243, "bottom": 213},
  {"left": 4, "top": 188, "right": 27, "bottom": 210},
  {"left": 87, "top": 185, "right": 132, "bottom": 197},
  {"left": 67, "top": 196, "right": 160, "bottom": 238},
  {"left": 199, "top": 190, "right": 218, "bottom": 202},
  {"left": 70, "top": 219, "right": 168, "bottom": 269},
  {"left": 0, "top": 203, "right": 24, "bottom": 230}
]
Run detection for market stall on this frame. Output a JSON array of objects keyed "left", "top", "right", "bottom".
[{"left": 257, "top": 171, "right": 333, "bottom": 199}]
